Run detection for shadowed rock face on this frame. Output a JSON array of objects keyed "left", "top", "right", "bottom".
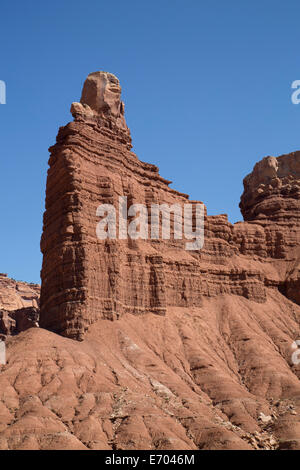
[{"left": 0, "top": 307, "right": 39, "bottom": 336}]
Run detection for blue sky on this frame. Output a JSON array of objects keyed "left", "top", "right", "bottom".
[{"left": 1, "top": 0, "right": 300, "bottom": 283}]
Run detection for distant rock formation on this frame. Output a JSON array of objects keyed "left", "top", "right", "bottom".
[
  {"left": 40, "top": 72, "right": 300, "bottom": 341},
  {"left": 0, "top": 274, "right": 40, "bottom": 337},
  {"left": 0, "top": 273, "right": 39, "bottom": 311},
  {"left": 239, "top": 153, "right": 300, "bottom": 304},
  {"left": 240, "top": 153, "right": 300, "bottom": 225},
  {"left": 0, "top": 307, "right": 39, "bottom": 337}
]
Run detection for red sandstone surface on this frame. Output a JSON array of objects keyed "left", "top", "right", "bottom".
[
  {"left": 0, "top": 72, "right": 299, "bottom": 450},
  {"left": 0, "top": 274, "right": 40, "bottom": 337}
]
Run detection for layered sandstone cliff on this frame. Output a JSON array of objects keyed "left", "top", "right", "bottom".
[
  {"left": 239, "top": 154, "right": 300, "bottom": 305},
  {"left": 40, "top": 72, "right": 300, "bottom": 341},
  {"left": 0, "top": 72, "right": 299, "bottom": 451}
]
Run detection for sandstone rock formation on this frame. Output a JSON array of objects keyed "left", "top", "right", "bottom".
[
  {"left": 0, "top": 274, "right": 39, "bottom": 312},
  {"left": 40, "top": 72, "right": 300, "bottom": 341},
  {"left": 0, "top": 274, "right": 40, "bottom": 337},
  {"left": 0, "top": 72, "right": 299, "bottom": 450},
  {"left": 0, "top": 307, "right": 40, "bottom": 336},
  {"left": 239, "top": 153, "right": 300, "bottom": 305}
]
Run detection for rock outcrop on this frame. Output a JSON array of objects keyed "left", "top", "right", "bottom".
[
  {"left": 240, "top": 153, "right": 300, "bottom": 225},
  {"left": 0, "top": 274, "right": 40, "bottom": 337},
  {"left": 239, "top": 153, "right": 300, "bottom": 305},
  {"left": 0, "top": 308, "right": 39, "bottom": 337},
  {"left": 40, "top": 72, "right": 300, "bottom": 341},
  {"left": 0, "top": 71, "right": 299, "bottom": 450},
  {"left": 0, "top": 274, "right": 39, "bottom": 312}
]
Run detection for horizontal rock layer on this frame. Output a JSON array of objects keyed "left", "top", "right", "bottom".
[
  {"left": 0, "top": 71, "right": 299, "bottom": 450},
  {"left": 0, "top": 273, "right": 39, "bottom": 312},
  {"left": 40, "top": 73, "right": 300, "bottom": 341},
  {"left": 0, "top": 274, "right": 40, "bottom": 337}
]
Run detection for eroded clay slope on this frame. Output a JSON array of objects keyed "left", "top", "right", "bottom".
[
  {"left": 0, "top": 290, "right": 299, "bottom": 450},
  {"left": 0, "top": 71, "right": 299, "bottom": 451}
]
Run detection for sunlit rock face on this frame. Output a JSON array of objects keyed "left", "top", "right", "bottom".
[
  {"left": 1, "top": 72, "right": 300, "bottom": 451},
  {"left": 240, "top": 152, "right": 300, "bottom": 224},
  {"left": 71, "top": 71, "right": 128, "bottom": 132},
  {"left": 81, "top": 72, "right": 124, "bottom": 118},
  {"left": 0, "top": 273, "right": 40, "bottom": 337},
  {"left": 40, "top": 72, "right": 300, "bottom": 343},
  {"left": 239, "top": 153, "right": 300, "bottom": 295}
]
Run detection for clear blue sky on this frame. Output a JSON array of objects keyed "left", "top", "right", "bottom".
[{"left": 1, "top": 0, "right": 300, "bottom": 283}]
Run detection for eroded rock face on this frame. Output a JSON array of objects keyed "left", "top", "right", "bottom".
[
  {"left": 0, "top": 274, "right": 40, "bottom": 337},
  {"left": 0, "top": 310, "right": 15, "bottom": 336},
  {"left": 71, "top": 71, "right": 129, "bottom": 133},
  {"left": 240, "top": 153, "right": 300, "bottom": 224},
  {"left": 0, "top": 308, "right": 39, "bottom": 337},
  {"left": 0, "top": 273, "right": 39, "bottom": 312},
  {"left": 40, "top": 72, "right": 300, "bottom": 341},
  {"left": 1, "top": 71, "right": 300, "bottom": 451},
  {"left": 239, "top": 153, "right": 300, "bottom": 302}
]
